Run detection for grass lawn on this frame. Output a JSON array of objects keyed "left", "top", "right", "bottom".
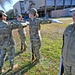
[{"left": 2, "top": 17, "right": 72, "bottom": 75}]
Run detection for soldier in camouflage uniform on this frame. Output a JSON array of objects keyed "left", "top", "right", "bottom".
[
  {"left": 0, "top": 10, "right": 27, "bottom": 73},
  {"left": 62, "top": 9, "right": 75, "bottom": 75},
  {"left": 28, "top": 8, "right": 62, "bottom": 62},
  {"left": 28, "top": 8, "right": 53, "bottom": 62},
  {"left": 17, "top": 14, "right": 27, "bottom": 52}
]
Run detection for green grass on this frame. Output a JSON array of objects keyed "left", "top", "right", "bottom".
[{"left": 2, "top": 18, "right": 72, "bottom": 75}]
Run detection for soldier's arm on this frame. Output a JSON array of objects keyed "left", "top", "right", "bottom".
[
  {"left": 9, "top": 22, "right": 27, "bottom": 30},
  {"left": 39, "top": 18, "right": 62, "bottom": 24},
  {"left": 39, "top": 18, "right": 52, "bottom": 24}
]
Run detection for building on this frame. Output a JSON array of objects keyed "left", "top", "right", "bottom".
[
  {"left": 13, "top": 0, "right": 75, "bottom": 17},
  {"left": 24, "top": 0, "right": 75, "bottom": 17},
  {"left": 13, "top": 0, "right": 25, "bottom": 16}
]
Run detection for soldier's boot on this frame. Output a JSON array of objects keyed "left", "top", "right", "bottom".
[
  {"left": 32, "top": 54, "right": 34, "bottom": 61},
  {"left": 10, "top": 60, "right": 18, "bottom": 70},
  {"left": 35, "top": 58, "right": 40, "bottom": 63},
  {"left": 21, "top": 44, "right": 27, "bottom": 52},
  {"left": 34, "top": 54, "right": 40, "bottom": 63},
  {"left": 10, "top": 61, "right": 14, "bottom": 70},
  {"left": 21, "top": 44, "right": 23, "bottom": 52},
  {"left": 23, "top": 44, "right": 27, "bottom": 51}
]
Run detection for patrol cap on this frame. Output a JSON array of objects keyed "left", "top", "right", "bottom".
[
  {"left": 29, "top": 8, "right": 38, "bottom": 17},
  {"left": 0, "top": 10, "right": 7, "bottom": 17}
]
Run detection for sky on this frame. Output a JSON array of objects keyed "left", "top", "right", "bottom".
[{"left": 0, "top": 0, "right": 19, "bottom": 12}]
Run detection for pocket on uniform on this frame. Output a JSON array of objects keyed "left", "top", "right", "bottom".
[
  {"left": 67, "top": 53, "right": 75, "bottom": 65},
  {"left": 33, "top": 40, "right": 41, "bottom": 47},
  {"left": 69, "top": 41, "right": 75, "bottom": 54}
]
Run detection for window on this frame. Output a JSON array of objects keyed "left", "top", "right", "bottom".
[
  {"left": 65, "top": 0, "right": 70, "bottom": 5},
  {"left": 72, "top": 0, "right": 75, "bottom": 5},
  {"left": 21, "top": 7, "right": 25, "bottom": 14},
  {"left": 20, "top": 1, "right": 24, "bottom": 7},
  {"left": 46, "top": 0, "right": 54, "bottom": 6}
]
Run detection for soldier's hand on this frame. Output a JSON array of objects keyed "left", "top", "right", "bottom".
[
  {"left": 21, "top": 23, "right": 27, "bottom": 27},
  {"left": 51, "top": 19, "right": 63, "bottom": 24},
  {"left": 25, "top": 21, "right": 30, "bottom": 25}
]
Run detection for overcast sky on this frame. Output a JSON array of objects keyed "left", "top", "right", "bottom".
[{"left": 0, "top": 0, "right": 19, "bottom": 12}]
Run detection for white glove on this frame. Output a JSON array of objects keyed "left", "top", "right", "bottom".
[
  {"left": 21, "top": 23, "right": 27, "bottom": 25},
  {"left": 51, "top": 19, "right": 63, "bottom": 24},
  {"left": 25, "top": 21, "right": 30, "bottom": 25}
]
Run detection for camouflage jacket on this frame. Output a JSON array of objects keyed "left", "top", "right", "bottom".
[
  {"left": 0, "top": 20, "right": 26, "bottom": 50},
  {"left": 13, "top": 19, "right": 26, "bottom": 36},
  {"left": 62, "top": 23, "right": 75, "bottom": 66},
  {"left": 28, "top": 18, "right": 52, "bottom": 41}
]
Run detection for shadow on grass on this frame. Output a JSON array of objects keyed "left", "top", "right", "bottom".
[
  {"left": 3, "top": 60, "right": 38, "bottom": 75},
  {"left": 5, "top": 51, "right": 25, "bottom": 61}
]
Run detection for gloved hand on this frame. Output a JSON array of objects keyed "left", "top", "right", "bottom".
[
  {"left": 51, "top": 19, "right": 63, "bottom": 24},
  {"left": 25, "top": 21, "right": 30, "bottom": 25}
]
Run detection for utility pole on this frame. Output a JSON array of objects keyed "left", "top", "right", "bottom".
[
  {"left": 63, "top": 0, "right": 65, "bottom": 9},
  {"left": 71, "top": 0, "right": 72, "bottom": 8},
  {"left": 54, "top": 0, "right": 56, "bottom": 10},
  {"left": 45, "top": 0, "right": 47, "bottom": 17}
]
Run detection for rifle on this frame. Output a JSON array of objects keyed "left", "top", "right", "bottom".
[{"left": 58, "top": 56, "right": 64, "bottom": 75}]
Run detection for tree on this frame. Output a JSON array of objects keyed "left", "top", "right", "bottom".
[
  {"left": 0, "top": 0, "right": 11, "bottom": 9},
  {"left": 6, "top": 9, "right": 14, "bottom": 20}
]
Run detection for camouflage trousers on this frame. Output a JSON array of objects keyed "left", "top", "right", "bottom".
[
  {"left": 63, "top": 63, "right": 75, "bottom": 75},
  {"left": 0, "top": 46, "right": 15, "bottom": 68},
  {"left": 30, "top": 39, "right": 41, "bottom": 60},
  {"left": 18, "top": 28, "right": 27, "bottom": 49},
  {"left": 20, "top": 37, "right": 27, "bottom": 48}
]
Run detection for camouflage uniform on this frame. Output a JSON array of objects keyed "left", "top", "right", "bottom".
[
  {"left": 28, "top": 8, "right": 63, "bottom": 61},
  {"left": 28, "top": 8, "right": 52, "bottom": 61},
  {"left": 18, "top": 21, "right": 27, "bottom": 52},
  {"left": 63, "top": 23, "right": 75, "bottom": 75},
  {"left": 0, "top": 20, "right": 26, "bottom": 70},
  {"left": 29, "top": 18, "right": 52, "bottom": 61},
  {"left": 14, "top": 17, "right": 27, "bottom": 52},
  {"left": 62, "top": 9, "right": 75, "bottom": 75}
]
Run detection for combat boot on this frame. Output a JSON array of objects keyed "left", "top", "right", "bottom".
[
  {"left": 21, "top": 44, "right": 23, "bottom": 52},
  {"left": 35, "top": 59, "right": 40, "bottom": 63},
  {"left": 10, "top": 60, "right": 14, "bottom": 70},
  {"left": 10, "top": 64, "right": 13, "bottom": 70},
  {"left": 21, "top": 44, "right": 27, "bottom": 52},
  {"left": 24, "top": 45, "right": 27, "bottom": 51},
  {"left": 32, "top": 54, "right": 34, "bottom": 61}
]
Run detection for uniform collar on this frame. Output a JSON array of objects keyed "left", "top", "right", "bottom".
[{"left": 30, "top": 18, "right": 36, "bottom": 21}]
